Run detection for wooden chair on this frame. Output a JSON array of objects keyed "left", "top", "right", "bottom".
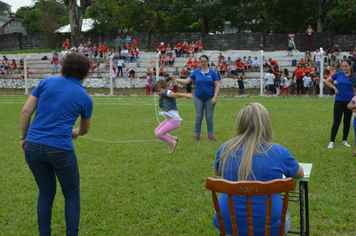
[{"left": 206, "top": 177, "right": 295, "bottom": 236}]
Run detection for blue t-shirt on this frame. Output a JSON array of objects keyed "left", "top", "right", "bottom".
[
  {"left": 213, "top": 143, "right": 299, "bottom": 236},
  {"left": 189, "top": 68, "right": 219, "bottom": 99},
  {"left": 125, "top": 38, "right": 132, "bottom": 44},
  {"left": 331, "top": 71, "right": 355, "bottom": 102},
  {"left": 26, "top": 76, "right": 93, "bottom": 151}
]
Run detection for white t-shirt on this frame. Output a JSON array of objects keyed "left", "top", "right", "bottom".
[
  {"left": 314, "top": 52, "right": 321, "bottom": 62},
  {"left": 283, "top": 77, "right": 289, "bottom": 88},
  {"left": 264, "top": 73, "right": 275, "bottom": 85},
  {"left": 60, "top": 50, "right": 68, "bottom": 58},
  {"left": 303, "top": 76, "right": 312, "bottom": 87},
  {"left": 117, "top": 59, "right": 124, "bottom": 67},
  {"left": 231, "top": 65, "right": 236, "bottom": 70},
  {"left": 121, "top": 49, "right": 128, "bottom": 55},
  {"left": 253, "top": 59, "right": 259, "bottom": 65},
  {"left": 289, "top": 34, "right": 295, "bottom": 41}
]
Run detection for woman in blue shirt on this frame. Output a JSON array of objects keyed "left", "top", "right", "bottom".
[
  {"left": 175, "top": 55, "right": 220, "bottom": 141},
  {"left": 213, "top": 103, "right": 304, "bottom": 236},
  {"left": 20, "top": 53, "right": 93, "bottom": 236},
  {"left": 325, "top": 59, "right": 356, "bottom": 148}
]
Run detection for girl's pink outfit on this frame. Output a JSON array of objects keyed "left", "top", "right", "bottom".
[
  {"left": 154, "top": 119, "right": 180, "bottom": 143},
  {"left": 154, "top": 89, "right": 182, "bottom": 144}
]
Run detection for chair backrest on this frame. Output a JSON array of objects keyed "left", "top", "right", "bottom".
[{"left": 206, "top": 177, "right": 295, "bottom": 236}]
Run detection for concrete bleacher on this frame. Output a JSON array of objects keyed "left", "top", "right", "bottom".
[{"left": 0, "top": 50, "right": 339, "bottom": 89}]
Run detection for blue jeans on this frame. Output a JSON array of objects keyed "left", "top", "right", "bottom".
[
  {"left": 117, "top": 66, "right": 123, "bottom": 77},
  {"left": 219, "top": 209, "right": 291, "bottom": 236},
  {"left": 175, "top": 49, "right": 181, "bottom": 57},
  {"left": 52, "top": 64, "right": 58, "bottom": 73},
  {"left": 130, "top": 55, "right": 137, "bottom": 62},
  {"left": 25, "top": 141, "right": 80, "bottom": 236},
  {"left": 194, "top": 96, "right": 216, "bottom": 137}
]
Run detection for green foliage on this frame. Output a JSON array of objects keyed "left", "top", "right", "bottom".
[
  {"left": 328, "top": 0, "right": 356, "bottom": 34},
  {"left": 16, "top": 0, "right": 69, "bottom": 35},
  {"left": 271, "top": 0, "right": 315, "bottom": 33}
]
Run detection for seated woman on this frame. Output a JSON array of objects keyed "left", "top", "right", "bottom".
[
  {"left": 213, "top": 103, "right": 304, "bottom": 236},
  {"left": 305, "top": 50, "right": 312, "bottom": 62}
]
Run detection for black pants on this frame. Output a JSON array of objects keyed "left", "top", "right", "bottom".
[
  {"left": 315, "top": 84, "right": 320, "bottom": 94},
  {"left": 186, "top": 83, "right": 192, "bottom": 93},
  {"left": 330, "top": 100, "right": 352, "bottom": 142},
  {"left": 296, "top": 79, "right": 303, "bottom": 94}
]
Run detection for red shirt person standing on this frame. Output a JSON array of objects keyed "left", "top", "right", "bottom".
[
  {"left": 295, "top": 63, "right": 307, "bottom": 94},
  {"left": 63, "top": 39, "right": 70, "bottom": 49}
]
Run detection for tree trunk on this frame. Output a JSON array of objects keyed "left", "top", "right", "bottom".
[{"left": 64, "top": 0, "right": 91, "bottom": 46}]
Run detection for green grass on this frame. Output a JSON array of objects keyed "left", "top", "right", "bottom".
[
  {"left": 1, "top": 95, "right": 356, "bottom": 235},
  {"left": 0, "top": 49, "right": 55, "bottom": 54}
]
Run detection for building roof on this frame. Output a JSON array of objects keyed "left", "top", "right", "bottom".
[
  {"left": 0, "top": 16, "right": 11, "bottom": 27},
  {"left": 1, "top": 18, "right": 23, "bottom": 27},
  {"left": 55, "top": 18, "right": 94, "bottom": 33}
]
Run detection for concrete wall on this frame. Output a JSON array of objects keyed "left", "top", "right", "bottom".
[
  {"left": 0, "top": 31, "right": 355, "bottom": 52},
  {"left": 0, "top": 33, "right": 50, "bottom": 50}
]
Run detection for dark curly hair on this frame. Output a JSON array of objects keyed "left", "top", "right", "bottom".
[{"left": 61, "top": 53, "right": 90, "bottom": 80}]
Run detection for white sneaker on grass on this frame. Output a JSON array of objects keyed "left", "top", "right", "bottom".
[
  {"left": 342, "top": 141, "right": 351, "bottom": 147},
  {"left": 328, "top": 142, "right": 334, "bottom": 148}
]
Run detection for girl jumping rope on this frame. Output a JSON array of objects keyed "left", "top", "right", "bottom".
[{"left": 152, "top": 77, "right": 193, "bottom": 154}]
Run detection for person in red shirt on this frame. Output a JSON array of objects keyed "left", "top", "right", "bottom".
[
  {"left": 237, "top": 58, "right": 245, "bottom": 76},
  {"left": 183, "top": 45, "right": 190, "bottom": 58},
  {"left": 98, "top": 43, "right": 103, "bottom": 59},
  {"left": 187, "top": 57, "right": 193, "bottom": 69},
  {"left": 63, "top": 39, "right": 70, "bottom": 49},
  {"left": 130, "top": 48, "right": 138, "bottom": 62},
  {"left": 220, "top": 62, "right": 227, "bottom": 77},
  {"left": 193, "top": 57, "right": 199, "bottom": 69},
  {"left": 268, "top": 58, "right": 279, "bottom": 70},
  {"left": 103, "top": 43, "right": 108, "bottom": 60},
  {"left": 198, "top": 40, "right": 203, "bottom": 52},
  {"left": 157, "top": 42, "right": 165, "bottom": 55},
  {"left": 295, "top": 63, "right": 307, "bottom": 94},
  {"left": 174, "top": 43, "right": 182, "bottom": 57},
  {"left": 132, "top": 38, "right": 138, "bottom": 48}
]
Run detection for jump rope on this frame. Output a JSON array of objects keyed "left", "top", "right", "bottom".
[{"left": 78, "top": 93, "right": 162, "bottom": 143}]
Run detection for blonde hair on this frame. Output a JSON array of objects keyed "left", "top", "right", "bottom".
[{"left": 216, "top": 103, "right": 274, "bottom": 181}]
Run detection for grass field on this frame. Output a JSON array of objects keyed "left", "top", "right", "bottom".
[{"left": 1, "top": 94, "right": 356, "bottom": 235}]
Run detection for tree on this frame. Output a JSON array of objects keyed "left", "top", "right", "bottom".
[
  {"left": 0, "top": 1, "right": 11, "bottom": 17},
  {"left": 327, "top": 0, "right": 356, "bottom": 34},
  {"left": 63, "top": 0, "right": 92, "bottom": 46},
  {"left": 303, "top": 0, "right": 339, "bottom": 32},
  {"left": 20, "top": 0, "right": 68, "bottom": 47}
]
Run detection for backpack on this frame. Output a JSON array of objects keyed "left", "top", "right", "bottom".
[
  {"left": 292, "top": 59, "right": 297, "bottom": 66},
  {"left": 42, "top": 56, "right": 48, "bottom": 60},
  {"left": 136, "top": 62, "right": 140, "bottom": 68}
]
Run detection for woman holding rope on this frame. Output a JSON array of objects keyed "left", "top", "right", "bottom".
[
  {"left": 174, "top": 54, "right": 220, "bottom": 142},
  {"left": 20, "top": 53, "right": 93, "bottom": 236},
  {"left": 325, "top": 59, "right": 356, "bottom": 149}
]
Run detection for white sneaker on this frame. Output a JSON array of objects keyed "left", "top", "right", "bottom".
[
  {"left": 342, "top": 141, "right": 351, "bottom": 147},
  {"left": 328, "top": 142, "right": 334, "bottom": 148}
]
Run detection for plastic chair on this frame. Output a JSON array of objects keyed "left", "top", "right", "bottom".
[{"left": 206, "top": 177, "right": 295, "bottom": 236}]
